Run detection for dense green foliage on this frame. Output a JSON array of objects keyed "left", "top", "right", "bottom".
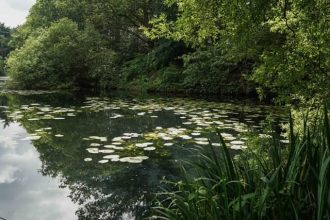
[
  {"left": 0, "top": 23, "right": 11, "bottom": 76},
  {"left": 4, "top": 0, "right": 329, "bottom": 99},
  {"left": 154, "top": 106, "right": 330, "bottom": 219},
  {"left": 6, "top": 0, "right": 168, "bottom": 90},
  {"left": 144, "top": 0, "right": 330, "bottom": 100}
]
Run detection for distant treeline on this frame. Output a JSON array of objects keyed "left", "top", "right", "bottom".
[
  {"left": 0, "top": 23, "right": 11, "bottom": 76},
  {"left": 3, "top": 0, "right": 330, "bottom": 102}
]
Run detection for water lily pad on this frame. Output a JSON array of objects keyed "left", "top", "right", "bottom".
[
  {"left": 136, "top": 142, "right": 153, "bottom": 148},
  {"left": 112, "top": 137, "right": 122, "bottom": 142},
  {"left": 28, "top": 118, "right": 40, "bottom": 121},
  {"left": 99, "top": 137, "right": 107, "bottom": 142},
  {"left": 161, "top": 136, "right": 173, "bottom": 141},
  {"left": 230, "top": 141, "right": 245, "bottom": 145},
  {"left": 110, "top": 114, "right": 123, "bottom": 119},
  {"left": 86, "top": 148, "right": 99, "bottom": 153},
  {"left": 230, "top": 145, "right": 247, "bottom": 150},
  {"left": 220, "top": 133, "right": 233, "bottom": 137},
  {"left": 103, "top": 155, "right": 120, "bottom": 159},
  {"left": 195, "top": 141, "right": 209, "bottom": 145},
  {"left": 99, "top": 149, "right": 115, "bottom": 154},
  {"left": 191, "top": 132, "right": 201, "bottom": 136},
  {"left": 120, "top": 157, "right": 143, "bottom": 163},
  {"left": 280, "top": 140, "right": 289, "bottom": 144},
  {"left": 194, "top": 137, "right": 208, "bottom": 141},
  {"left": 104, "top": 144, "right": 116, "bottom": 148},
  {"left": 180, "top": 135, "right": 192, "bottom": 140},
  {"left": 144, "top": 147, "right": 156, "bottom": 151},
  {"left": 224, "top": 136, "right": 236, "bottom": 141},
  {"left": 134, "top": 156, "right": 149, "bottom": 160},
  {"left": 22, "top": 135, "right": 42, "bottom": 141}
]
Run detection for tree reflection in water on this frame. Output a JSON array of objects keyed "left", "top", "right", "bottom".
[
  {"left": 0, "top": 91, "right": 285, "bottom": 219},
  {"left": 0, "top": 92, "right": 183, "bottom": 219}
]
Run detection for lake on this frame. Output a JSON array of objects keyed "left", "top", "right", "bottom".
[{"left": 0, "top": 90, "right": 288, "bottom": 220}]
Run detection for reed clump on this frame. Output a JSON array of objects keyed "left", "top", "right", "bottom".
[{"left": 153, "top": 105, "right": 330, "bottom": 220}]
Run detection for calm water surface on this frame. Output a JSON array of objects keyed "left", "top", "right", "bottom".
[{"left": 0, "top": 91, "right": 287, "bottom": 220}]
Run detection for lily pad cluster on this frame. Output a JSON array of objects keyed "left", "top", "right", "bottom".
[{"left": 1, "top": 96, "right": 289, "bottom": 164}]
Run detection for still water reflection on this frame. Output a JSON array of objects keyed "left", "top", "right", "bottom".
[
  {"left": 0, "top": 121, "right": 78, "bottom": 220},
  {"left": 0, "top": 91, "right": 287, "bottom": 220}
]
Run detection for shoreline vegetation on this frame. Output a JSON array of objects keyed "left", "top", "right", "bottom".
[
  {"left": 0, "top": 0, "right": 329, "bottom": 219},
  {"left": 1, "top": 0, "right": 327, "bottom": 101},
  {"left": 152, "top": 106, "right": 330, "bottom": 219}
]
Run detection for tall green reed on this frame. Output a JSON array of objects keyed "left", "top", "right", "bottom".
[{"left": 152, "top": 105, "right": 330, "bottom": 220}]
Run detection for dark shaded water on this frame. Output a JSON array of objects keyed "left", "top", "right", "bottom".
[{"left": 0, "top": 91, "right": 288, "bottom": 220}]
